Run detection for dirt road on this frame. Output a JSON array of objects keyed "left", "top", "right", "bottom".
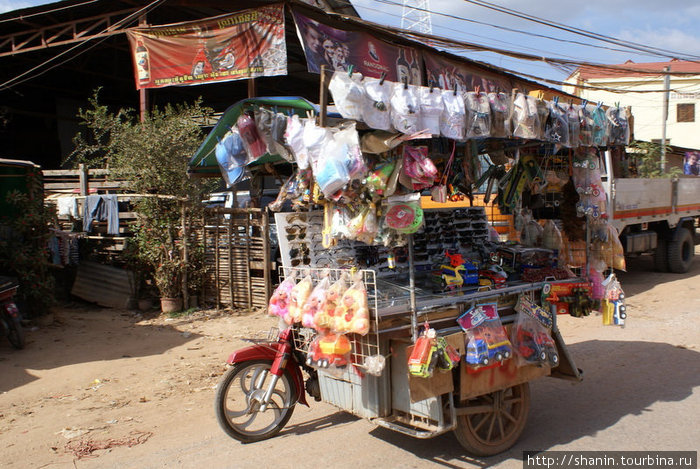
[{"left": 1, "top": 250, "right": 698, "bottom": 469}]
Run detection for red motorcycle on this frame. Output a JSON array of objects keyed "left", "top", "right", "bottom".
[
  {"left": 0, "top": 277, "right": 24, "bottom": 349},
  {"left": 214, "top": 326, "right": 320, "bottom": 442}
]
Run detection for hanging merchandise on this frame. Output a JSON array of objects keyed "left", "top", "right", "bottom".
[
  {"left": 390, "top": 81, "right": 420, "bottom": 134},
  {"left": 286, "top": 275, "right": 314, "bottom": 325},
  {"left": 268, "top": 169, "right": 313, "bottom": 212},
  {"left": 334, "top": 274, "right": 370, "bottom": 335},
  {"left": 511, "top": 296, "right": 559, "bottom": 368},
  {"left": 268, "top": 274, "right": 297, "bottom": 319},
  {"left": 535, "top": 98, "right": 549, "bottom": 140},
  {"left": 285, "top": 114, "right": 310, "bottom": 169},
  {"left": 408, "top": 324, "right": 438, "bottom": 377},
  {"left": 384, "top": 195, "right": 424, "bottom": 235},
  {"left": 306, "top": 332, "right": 352, "bottom": 375},
  {"left": 578, "top": 103, "right": 595, "bottom": 147},
  {"left": 315, "top": 275, "right": 348, "bottom": 331},
  {"left": 566, "top": 104, "right": 580, "bottom": 149},
  {"left": 254, "top": 107, "right": 293, "bottom": 162},
  {"left": 591, "top": 103, "right": 608, "bottom": 147},
  {"left": 464, "top": 91, "right": 492, "bottom": 139},
  {"left": 215, "top": 127, "right": 250, "bottom": 187},
  {"left": 606, "top": 105, "right": 630, "bottom": 146},
  {"left": 440, "top": 89, "right": 467, "bottom": 140},
  {"left": 328, "top": 70, "right": 365, "bottom": 121},
  {"left": 361, "top": 76, "right": 393, "bottom": 131},
  {"left": 400, "top": 145, "right": 438, "bottom": 191},
  {"left": 365, "top": 158, "right": 397, "bottom": 201},
  {"left": 430, "top": 142, "right": 456, "bottom": 203},
  {"left": 541, "top": 219, "right": 563, "bottom": 253},
  {"left": 601, "top": 273, "right": 626, "bottom": 326},
  {"left": 301, "top": 277, "right": 331, "bottom": 328},
  {"left": 488, "top": 92, "right": 511, "bottom": 138},
  {"left": 303, "top": 118, "right": 331, "bottom": 172},
  {"left": 237, "top": 112, "right": 268, "bottom": 160},
  {"left": 545, "top": 100, "right": 570, "bottom": 147},
  {"left": 315, "top": 132, "right": 351, "bottom": 198},
  {"left": 512, "top": 93, "right": 540, "bottom": 140},
  {"left": 335, "top": 123, "right": 368, "bottom": 183},
  {"left": 418, "top": 86, "right": 444, "bottom": 136},
  {"left": 457, "top": 303, "right": 513, "bottom": 369}
]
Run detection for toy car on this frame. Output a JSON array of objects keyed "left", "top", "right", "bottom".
[
  {"left": 515, "top": 326, "right": 559, "bottom": 367},
  {"left": 434, "top": 251, "right": 479, "bottom": 291},
  {"left": 465, "top": 335, "right": 512, "bottom": 367},
  {"left": 306, "top": 334, "right": 351, "bottom": 369},
  {"left": 478, "top": 266, "right": 507, "bottom": 288}
]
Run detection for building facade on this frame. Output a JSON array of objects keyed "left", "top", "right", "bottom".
[{"left": 564, "top": 60, "right": 700, "bottom": 149}]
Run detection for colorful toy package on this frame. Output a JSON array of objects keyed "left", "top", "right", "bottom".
[
  {"left": 602, "top": 273, "right": 626, "bottom": 326},
  {"left": 268, "top": 275, "right": 296, "bottom": 319},
  {"left": 286, "top": 275, "right": 313, "bottom": 325},
  {"left": 315, "top": 276, "right": 348, "bottom": 331},
  {"left": 301, "top": 277, "right": 330, "bottom": 329},
  {"left": 457, "top": 303, "right": 512, "bottom": 369},
  {"left": 334, "top": 276, "right": 370, "bottom": 335},
  {"left": 305, "top": 332, "right": 352, "bottom": 377},
  {"left": 512, "top": 296, "right": 558, "bottom": 368}
]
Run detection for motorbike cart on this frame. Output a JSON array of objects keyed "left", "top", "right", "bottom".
[{"left": 0, "top": 276, "right": 24, "bottom": 349}]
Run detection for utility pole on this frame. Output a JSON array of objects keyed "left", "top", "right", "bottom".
[
  {"left": 660, "top": 65, "right": 671, "bottom": 172},
  {"left": 401, "top": 0, "right": 432, "bottom": 35}
]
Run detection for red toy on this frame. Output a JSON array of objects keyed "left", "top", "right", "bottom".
[{"left": 306, "top": 333, "right": 352, "bottom": 369}]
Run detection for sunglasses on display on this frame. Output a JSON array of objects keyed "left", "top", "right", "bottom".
[
  {"left": 291, "top": 257, "right": 311, "bottom": 267},
  {"left": 286, "top": 214, "right": 307, "bottom": 224}
]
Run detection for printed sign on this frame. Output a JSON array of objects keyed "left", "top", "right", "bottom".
[
  {"left": 423, "top": 53, "right": 512, "bottom": 93},
  {"left": 126, "top": 4, "right": 287, "bottom": 90},
  {"left": 457, "top": 303, "right": 499, "bottom": 331},
  {"left": 292, "top": 11, "right": 422, "bottom": 84},
  {"left": 684, "top": 151, "right": 700, "bottom": 176}
]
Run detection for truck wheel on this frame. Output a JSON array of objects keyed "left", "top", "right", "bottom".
[
  {"left": 667, "top": 227, "right": 694, "bottom": 273},
  {"left": 454, "top": 382, "right": 530, "bottom": 456},
  {"left": 653, "top": 238, "right": 668, "bottom": 272}
]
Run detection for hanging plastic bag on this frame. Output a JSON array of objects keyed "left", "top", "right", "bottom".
[
  {"left": 545, "top": 101, "right": 570, "bottom": 146},
  {"left": 512, "top": 93, "right": 539, "bottom": 139},
  {"left": 418, "top": 86, "right": 443, "bottom": 136},
  {"left": 578, "top": 103, "right": 595, "bottom": 147},
  {"left": 303, "top": 118, "right": 330, "bottom": 172},
  {"left": 464, "top": 91, "right": 492, "bottom": 139},
  {"left": 535, "top": 98, "right": 549, "bottom": 140},
  {"left": 567, "top": 104, "right": 580, "bottom": 149},
  {"left": 302, "top": 277, "right": 331, "bottom": 328},
  {"left": 215, "top": 128, "right": 250, "bottom": 188},
  {"left": 520, "top": 212, "right": 543, "bottom": 247},
  {"left": 606, "top": 106, "right": 630, "bottom": 146},
  {"left": 268, "top": 275, "right": 296, "bottom": 319},
  {"left": 511, "top": 297, "right": 558, "bottom": 368},
  {"left": 390, "top": 82, "right": 420, "bottom": 134},
  {"left": 286, "top": 275, "right": 313, "bottom": 325},
  {"left": 255, "top": 107, "right": 292, "bottom": 162},
  {"left": 334, "top": 275, "right": 370, "bottom": 335},
  {"left": 328, "top": 71, "right": 365, "bottom": 121},
  {"left": 431, "top": 141, "right": 455, "bottom": 203},
  {"left": 365, "top": 159, "right": 396, "bottom": 200},
  {"left": 237, "top": 113, "right": 268, "bottom": 161},
  {"left": 601, "top": 273, "right": 626, "bottom": 326},
  {"left": 488, "top": 92, "right": 511, "bottom": 138},
  {"left": 316, "top": 132, "right": 351, "bottom": 198},
  {"left": 608, "top": 224, "right": 626, "bottom": 271},
  {"left": 384, "top": 197, "right": 424, "bottom": 235},
  {"left": 591, "top": 104, "right": 608, "bottom": 146},
  {"left": 284, "top": 114, "right": 310, "bottom": 169},
  {"left": 541, "top": 219, "right": 563, "bottom": 252},
  {"left": 269, "top": 170, "right": 311, "bottom": 212},
  {"left": 457, "top": 303, "right": 513, "bottom": 369},
  {"left": 315, "top": 276, "right": 348, "bottom": 331},
  {"left": 362, "top": 77, "right": 393, "bottom": 131},
  {"left": 306, "top": 332, "right": 352, "bottom": 376},
  {"left": 401, "top": 145, "right": 437, "bottom": 191},
  {"left": 440, "top": 89, "right": 466, "bottom": 140},
  {"left": 334, "top": 123, "right": 367, "bottom": 182}
]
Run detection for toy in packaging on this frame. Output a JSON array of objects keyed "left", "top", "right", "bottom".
[
  {"left": 464, "top": 91, "right": 492, "bottom": 139},
  {"left": 215, "top": 128, "right": 250, "bottom": 188},
  {"left": 418, "top": 86, "right": 443, "bottom": 136},
  {"left": 301, "top": 277, "right": 330, "bottom": 328},
  {"left": 578, "top": 103, "right": 595, "bottom": 147},
  {"left": 457, "top": 303, "right": 512, "bottom": 368},
  {"left": 545, "top": 101, "right": 570, "bottom": 147},
  {"left": 401, "top": 145, "right": 438, "bottom": 191},
  {"left": 328, "top": 71, "right": 365, "bottom": 121},
  {"left": 334, "top": 275, "right": 370, "bottom": 335},
  {"left": 315, "top": 276, "right": 348, "bottom": 331},
  {"left": 306, "top": 332, "right": 352, "bottom": 375},
  {"left": 566, "top": 104, "right": 580, "bottom": 148},
  {"left": 365, "top": 159, "right": 396, "bottom": 200},
  {"left": 384, "top": 198, "right": 424, "bottom": 234},
  {"left": 286, "top": 275, "right": 313, "bottom": 325},
  {"left": 237, "top": 113, "right": 268, "bottom": 160},
  {"left": 362, "top": 77, "right": 393, "bottom": 131},
  {"left": 591, "top": 103, "right": 608, "bottom": 146},
  {"left": 512, "top": 296, "right": 558, "bottom": 367},
  {"left": 606, "top": 105, "right": 630, "bottom": 145},
  {"left": 440, "top": 89, "right": 466, "bottom": 140},
  {"left": 268, "top": 275, "right": 296, "bottom": 319},
  {"left": 254, "top": 107, "right": 292, "bottom": 162},
  {"left": 408, "top": 325, "right": 438, "bottom": 377},
  {"left": 316, "top": 132, "right": 351, "bottom": 198},
  {"left": 390, "top": 82, "right": 420, "bottom": 134},
  {"left": 601, "top": 273, "right": 626, "bottom": 326},
  {"left": 512, "top": 93, "right": 540, "bottom": 139},
  {"left": 284, "top": 114, "right": 309, "bottom": 169},
  {"left": 488, "top": 92, "right": 511, "bottom": 138}
]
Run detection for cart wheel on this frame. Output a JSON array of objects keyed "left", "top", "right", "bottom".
[{"left": 454, "top": 382, "right": 530, "bottom": 456}]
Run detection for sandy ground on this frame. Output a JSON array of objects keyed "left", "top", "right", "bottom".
[{"left": 1, "top": 249, "right": 698, "bottom": 469}]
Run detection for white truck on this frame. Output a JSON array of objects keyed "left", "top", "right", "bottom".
[{"left": 601, "top": 150, "right": 700, "bottom": 273}]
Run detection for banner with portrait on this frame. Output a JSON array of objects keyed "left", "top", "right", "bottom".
[
  {"left": 126, "top": 4, "right": 287, "bottom": 90},
  {"left": 684, "top": 151, "right": 700, "bottom": 176},
  {"left": 423, "top": 53, "right": 513, "bottom": 93},
  {"left": 292, "top": 11, "right": 423, "bottom": 85}
]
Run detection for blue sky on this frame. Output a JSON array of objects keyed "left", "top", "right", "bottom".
[{"left": 3, "top": 0, "right": 700, "bottom": 87}]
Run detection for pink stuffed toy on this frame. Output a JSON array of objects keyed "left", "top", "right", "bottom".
[{"left": 268, "top": 277, "right": 295, "bottom": 319}]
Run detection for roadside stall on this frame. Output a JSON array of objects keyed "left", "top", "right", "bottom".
[{"left": 211, "top": 66, "right": 630, "bottom": 455}]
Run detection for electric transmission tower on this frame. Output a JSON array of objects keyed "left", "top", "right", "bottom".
[{"left": 401, "top": 0, "right": 433, "bottom": 35}]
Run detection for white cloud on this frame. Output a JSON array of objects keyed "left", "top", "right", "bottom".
[{"left": 618, "top": 28, "right": 700, "bottom": 57}]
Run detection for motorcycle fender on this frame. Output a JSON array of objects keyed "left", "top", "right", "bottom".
[{"left": 226, "top": 344, "right": 308, "bottom": 407}]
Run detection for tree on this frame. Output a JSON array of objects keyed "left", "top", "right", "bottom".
[
  {"left": 70, "top": 90, "right": 215, "bottom": 303},
  {"left": 627, "top": 140, "right": 682, "bottom": 178}
]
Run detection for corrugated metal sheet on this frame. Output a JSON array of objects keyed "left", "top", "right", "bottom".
[{"left": 71, "top": 261, "right": 133, "bottom": 308}]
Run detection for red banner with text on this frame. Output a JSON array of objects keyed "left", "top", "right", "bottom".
[{"left": 126, "top": 4, "right": 287, "bottom": 90}]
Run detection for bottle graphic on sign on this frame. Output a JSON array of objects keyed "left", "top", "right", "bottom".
[
  {"left": 409, "top": 53, "right": 421, "bottom": 85},
  {"left": 135, "top": 40, "right": 150, "bottom": 83},
  {"left": 396, "top": 48, "right": 410, "bottom": 84}
]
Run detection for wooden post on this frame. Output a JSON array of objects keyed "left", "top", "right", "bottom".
[
  {"left": 227, "top": 210, "right": 234, "bottom": 309},
  {"left": 214, "top": 208, "right": 221, "bottom": 309},
  {"left": 245, "top": 213, "right": 252, "bottom": 309},
  {"left": 247, "top": 78, "right": 257, "bottom": 98},
  {"left": 79, "top": 163, "right": 88, "bottom": 196},
  {"left": 139, "top": 15, "right": 148, "bottom": 122},
  {"left": 262, "top": 207, "right": 271, "bottom": 301},
  {"left": 181, "top": 202, "right": 189, "bottom": 309},
  {"left": 319, "top": 65, "right": 329, "bottom": 127}
]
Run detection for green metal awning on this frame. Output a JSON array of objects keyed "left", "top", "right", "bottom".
[{"left": 188, "top": 96, "right": 318, "bottom": 177}]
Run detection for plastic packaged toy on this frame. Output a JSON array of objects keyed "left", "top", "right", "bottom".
[
  {"left": 545, "top": 101, "right": 570, "bottom": 147},
  {"left": 333, "top": 275, "right": 370, "bottom": 335},
  {"left": 301, "top": 277, "right": 330, "bottom": 328},
  {"left": 512, "top": 296, "right": 558, "bottom": 367},
  {"left": 418, "top": 85, "right": 443, "bottom": 136},
  {"left": 362, "top": 77, "right": 393, "bottom": 131},
  {"left": 408, "top": 325, "right": 438, "bottom": 378},
  {"left": 457, "top": 303, "right": 512, "bottom": 369},
  {"left": 591, "top": 103, "right": 608, "bottom": 146},
  {"left": 578, "top": 103, "right": 595, "bottom": 147},
  {"left": 602, "top": 273, "right": 626, "bottom": 326},
  {"left": 286, "top": 275, "right": 313, "bottom": 325},
  {"left": 440, "top": 89, "right": 466, "bottom": 140},
  {"left": 512, "top": 93, "right": 539, "bottom": 140},
  {"left": 566, "top": 104, "right": 580, "bottom": 148},
  {"left": 401, "top": 145, "right": 437, "bottom": 191},
  {"left": 606, "top": 105, "right": 630, "bottom": 146},
  {"left": 237, "top": 113, "right": 267, "bottom": 160},
  {"left": 464, "top": 91, "right": 492, "bottom": 139},
  {"left": 328, "top": 71, "right": 365, "bottom": 121},
  {"left": 268, "top": 275, "right": 296, "bottom": 319},
  {"left": 315, "top": 276, "right": 348, "bottom": 331},
  {"left": 488, "top": 92, "right": 511, "bottom": 138},
  {"left": 390, "top": 82, "right": 420, "bottom": 134},
  {"left": 306, "top": 332, "right": 352, "bottom": 376}
]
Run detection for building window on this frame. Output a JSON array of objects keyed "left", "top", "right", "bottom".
[{"left": 677, "top": 103, "right": 695, "bottom": 123}]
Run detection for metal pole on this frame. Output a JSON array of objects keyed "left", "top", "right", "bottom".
[
  {"left": 139, "top": 15, "right": 148, "bottom": 122},
  {"left": 408, "top": 234, "right": 417, "bottom": 342},
  {"left": 660, "top": 65, "right": 671, "bottom": 172}
]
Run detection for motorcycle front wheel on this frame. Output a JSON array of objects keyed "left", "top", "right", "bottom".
[
  {"left": 4, "top": 314, "right": 24, "bottom": 349},
  {"left": 215, "top": 359, "right": 297, "bottom": 443}
]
